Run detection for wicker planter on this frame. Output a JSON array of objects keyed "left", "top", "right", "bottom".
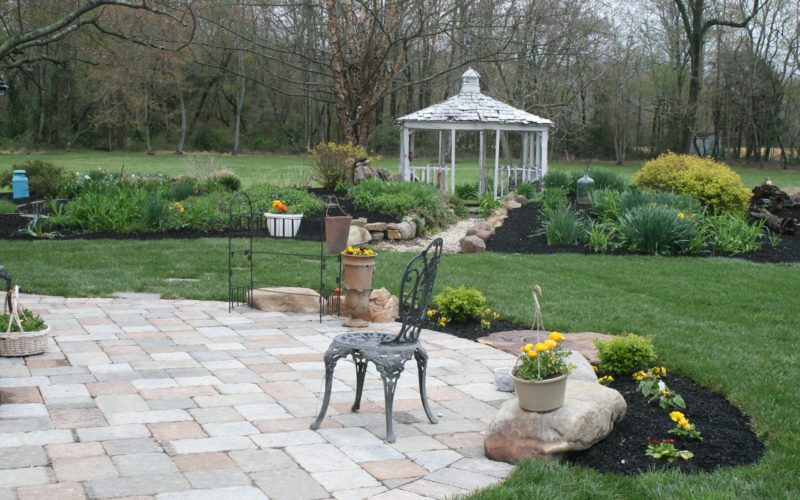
[
  {"left": 510, "top": 372, "right": 568, "bottom": 412},
  {"left": 0, "top": 325, "right": 50, "bottom": 357}
]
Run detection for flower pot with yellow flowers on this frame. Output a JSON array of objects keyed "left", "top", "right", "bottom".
[
  {"left": 510, "top": 285, "right": 574, "bottom": 412},
  {"left": 264, "top": 199, "right": 303, "bottom": 238},
  {"left": 341, "top": 246, "right": 377, "bottom": 290}
]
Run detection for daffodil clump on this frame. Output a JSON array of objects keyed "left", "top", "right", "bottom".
[
  {"left": 480, "top": 307, "right": 500, "bottom": 329},
  {"left": 668, "top": 411, "right": 703, "bottom": 440},
  {"left": 513, "top": 331, "right": 573, "bottom": 381},
  {"left": 341, "top": 246, "right": 376, "bottom": 256}
]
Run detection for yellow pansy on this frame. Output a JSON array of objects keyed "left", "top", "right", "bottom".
[
  {"left": 670, "top": 411, "right": 685, "bottom": 422},
  {"left": 534, "top": 342, "right": 548, "bottom": 352},
  {"left": 548, "top": 331, "right": 565, "bottom": 342}
]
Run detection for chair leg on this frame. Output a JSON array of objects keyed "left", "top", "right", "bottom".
[
  {"left": 380, "top": 364, "right": 405, "bottom": 443},
  {"left": 414, "top": 347, "right": 438, "bottom": 424},
  {"left": 310, "top": 346, "right": 344, "bottom": 431},
  {"left": 351, "top": 352, "right": 367, "bottom": 412}
]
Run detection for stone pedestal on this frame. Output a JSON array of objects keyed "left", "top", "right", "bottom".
[
  {"left": 343, "top": 288, "right": 371, "bottom": 326},
  {"left": 484, "top": 380, "right": 626, "bottom": 463}
]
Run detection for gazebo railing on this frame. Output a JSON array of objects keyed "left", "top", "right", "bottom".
[
  {"left": 410, "top": 165, "right": 450, "bottom": 192},
  {"left": 499, "top": 164, "right": 537, "bottom": 196}
]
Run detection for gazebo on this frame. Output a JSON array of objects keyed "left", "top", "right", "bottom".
[{"left": 396, "top": 68, "right": 553, "bottom": 199}]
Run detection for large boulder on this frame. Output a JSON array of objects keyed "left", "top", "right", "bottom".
[
  {"left": 369, "top": 288, "right": 400, "bottom": 323},
  {"left": 460, "top": 235, "right": 486, "bottom": 253},
  {"left": 393, "top": 220, "right": 416, "bottom": 240},
  {"left": 484, "top": 380, "right": 626, "bottom": 463},
  {"left": 347, "top": 226, "right": 372, "bottom": 246},
  {"left": 250, "top": 287, "right": 320, "bottom": 314}
]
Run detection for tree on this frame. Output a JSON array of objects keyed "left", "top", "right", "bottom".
[{"left": 672, "top": 0, "right": 762, "bottom": 153}]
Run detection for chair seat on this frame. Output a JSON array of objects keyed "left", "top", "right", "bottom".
[{"left": 332, "top": 332, "right": 419, "bottom": 351}]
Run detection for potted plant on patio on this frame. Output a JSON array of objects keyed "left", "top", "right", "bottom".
[
  {"left": 0, "top": 285, "right": 49, "bottom": 357},
  {"left": 510, "top": 285, "right": 573, "bottom": 411},
  {"left": 341, "top": 245, "right": 377, "bottom": 290},
  {"left": 264, "top": 198, "right": 303, "bottom": 238}
]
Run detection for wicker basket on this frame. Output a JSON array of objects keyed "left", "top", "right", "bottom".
[{"left": 0, "top": 326, "right": 50, "bottom": 357}]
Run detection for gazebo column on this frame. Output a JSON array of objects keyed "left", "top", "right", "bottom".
[
  {"left": 493, "top": 129, "right": 500, "bottom": 199},
  {"left": 479, "top": 131, "right": 486, "bottom": 196},
  {"left": 400, "top": 126, "right": 410, "bottom": 181},
  {"left": 450, "top": 129, "right": 456, "bottom": 194},
  {"left": 438, "top": 131, "right": 444, "bottom": 168},
  {"left": 522, "top": 133, "right": 529, "bottom": 182},
  {"left": 541, "top": 129, "right": 549, "bottom": 179}
]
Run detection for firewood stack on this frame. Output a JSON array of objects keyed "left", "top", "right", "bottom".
[{"left": 749, "top": 180, "right": 799, "bottom": 235}]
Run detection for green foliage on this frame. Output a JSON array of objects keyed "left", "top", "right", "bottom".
[
  {"left": 0, "top": 161, "right": 76, "bottom": 199},
  {"left": 540, "top": 205, "right": 586, "bottom": 246},
  {"left": 543, "top": 170, "right": 571, "bottom": 191},
  {"left": 455, "top": 182, "right": 479, "bottom": 200},
  {"left": 169, "top": 180, "right": 197, "bottom": 202},
  {"left": 0, "top": 309, "right": 46, "bottom": 332},
  {"left": 211, "top": 171, "right": 242, "bottom": 192},
  {"left": 432, "top": 286, "right": 487, "bottom": 322},
  {"left": 0, "top": 199, "right": 17, "bottom": 213},
  {"left": 620, "top": 189, "right": 702, "bottom": 213},
  {"left": 310, "top": 142, "right": 371, "bottom": 190},
  {"left": 351, "top": 179, "right": 447, "bottom": 227},
  {"left": 634, "top": 152, "right": 750, "bottom": 214},
  {"left": 594, "top": 334, "right": 657, "bottom": 375},
  {"left": 478, "top": 192, "right": 500, "bottom": 217},
  {"left": 448, "top": 194, "right": 468, "bottom": 218},
  {"left": 538, "top": 186, "right": 568, "bottom": 212},
  {"left": 702, "top": 213, "right": 765, "bottom": 254},
  {"left": 515, "top": 182, "right": 536, "bottom": 199},
  {"left": 569, "top": 167, "right": 628, "bottom": 194},
  {"left": 245, "top": 184, "right": 324, "bottom": 216},
  {"left": 617, "top": 205, "right": 698, "bottom": 255},
  {"left": 144, "top": 196, "right": 168, "bottom": 229},
  {"left": 591, "top": 188, "right": 623, "bottom": 221},
  {"left": 587, "top": 220, "right": 617, "bottom": 253}
]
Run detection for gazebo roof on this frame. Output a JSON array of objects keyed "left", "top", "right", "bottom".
[{"left": 397, "top": 68, "right": 553, "bottom": 128}]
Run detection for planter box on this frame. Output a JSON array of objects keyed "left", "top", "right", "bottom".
[{"left": 264, "top": 213, "right": 303, "bottom": 238}]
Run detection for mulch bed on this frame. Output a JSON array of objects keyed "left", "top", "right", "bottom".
[{"left": 486, "top": 202, "right": 800, "bottom": 264}]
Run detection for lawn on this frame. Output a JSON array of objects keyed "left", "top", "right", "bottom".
[
  {"left": 2, "top": 238, "right": 799, "bottom": 498},
  {"left": 1, "top": 151, "right": 799, "bottom": 190}
]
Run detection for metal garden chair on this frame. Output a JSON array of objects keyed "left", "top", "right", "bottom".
[{"left": 310, "top": 238, "right": 444, "bottom": 442}]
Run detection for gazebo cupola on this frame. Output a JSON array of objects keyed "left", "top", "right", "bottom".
[{"left": 396, "top": 68, "right": 553, "bottom": 198}]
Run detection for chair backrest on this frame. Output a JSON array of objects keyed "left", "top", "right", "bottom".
[{"left": 389, "top": 238, "right": 443, "bottom": 343}]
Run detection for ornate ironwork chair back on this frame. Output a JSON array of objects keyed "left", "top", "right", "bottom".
[{"left": 391, "top": 238, "right": 443, "bottom": 343}]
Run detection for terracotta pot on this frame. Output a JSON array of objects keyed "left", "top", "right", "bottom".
[
  {"left": 264, "top": 213, "right": 303, "bottom": 238},
  {"left": 325, "top": 215, "right": 352, "bottom": 254},
  {"left": 510, "top": 372, "right": 568, "bottom": 412},
  {"left": 342, "top": 254, "right": 376, "bottom": 290}
]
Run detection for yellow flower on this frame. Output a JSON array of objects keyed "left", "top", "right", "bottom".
[
  {"left": 523, "top": 343, "right": 534, "bottom": 352},
  {"left": 534, "top": 342, "right": 548, "bottom": 352},
  {"left": 679, "top": 419, "right": 691, "bottom": 430},
  {"left": 544, "top": 339, "right": 557, "bottom": 349},
  {"left": 678, "top": 212, "right": 686, "bottom": 220},
  {"left": 272, "top": 200, "right": 282, "bottom": 209},
  {"left": 492, "top": 312, "right": 500, "bottom": 320},
  {"left": 670, "top": 411, "right": 685, "bottom": 422},
  {"left": 480, "top": 319, "right": 490, "bottom": 328},
  {"left": 526, "top": 350, "right": 537, "bottom": 359},
  {"left": 591, "top": 365, "right": 599, "bottom": 372},
  {"left": 548, "top": 331, "right": 565, "bottom": 342},
  {"left": 426, "top": 309, "right": 436, "bottom": 318}
]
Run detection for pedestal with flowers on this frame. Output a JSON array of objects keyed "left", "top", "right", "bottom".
[{"left": 341, "top": 246, "right": 376, "bottom": 324}]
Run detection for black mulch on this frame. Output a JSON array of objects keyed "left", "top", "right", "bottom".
[
  {"left": 567, "top": 373, "right": 764, "bottom": 474},
  {"left": 485, "top": 202, "right": 800, "bottom": 264},
  {"left": 424, "top": 318, "right": 522, "bottom": 341}
]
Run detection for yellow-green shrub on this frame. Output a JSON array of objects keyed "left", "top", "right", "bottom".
[
  {"left": 633, "top": 153, "right": 750, "bottom": 214},
  {"left": 309, "top": 142, "right": 380, "bottom": 190}
]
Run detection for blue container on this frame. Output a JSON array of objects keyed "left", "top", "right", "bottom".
[{"left": 12, "top": 170, "right": 29, "bottom": 199}]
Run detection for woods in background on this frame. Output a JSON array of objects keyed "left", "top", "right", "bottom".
[{"left": 0, "top": 0, "right": 797, "bottom": 165}]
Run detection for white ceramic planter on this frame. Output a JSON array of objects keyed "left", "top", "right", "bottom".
[
  {"left": 264, "top": 213, "right": 303, "bottom": 238},
  {"left": 510, "top": 372, "right": 568, "bottom": 412}
]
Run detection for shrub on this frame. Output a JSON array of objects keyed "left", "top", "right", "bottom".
[
  {"left": 538, "top": 186, "right": 568, "bottom": 212},
  {"left": 310, "top": 142, "right": 375, "bottom": 190},
  {"left": 245, "top": 184, "right": 324, "bottom": 216},
  {"left": 515, "top": 182, "right": 536, "bottom": 199},
  {"left": 144, "top": 196, "right": 168, "bottom": 229},
  {"left": 594, "top": 334, "right": 657, "bottom": 375},
  {"left": 543, "top": 170, "right": 570, "bottom": 191},
  {"left": 432, "top": 286, "right": 487, "bottom": 322},
  {"left": 634, "top": 152, "right": 750, "bottom": 214},
  {"left": 455, "top": 182, "right": 479, "bottom": 200},
  {"left": 569, "top": 167, "right": 628, "bottom": 193},
  {"left": 617, "top": 205, "right": 699, "bottom": 255},
  {"left": 478, "top": 193, "right": 500, "bottom": 217},
  {"left": 540, "top": 205, "right": 586, "bottom": 246},
  {"left": 587, "top": 220, "right": 617, "bottom": 253},
  {"left": 620, "top": 190, "right": 702, "bottom": 214},
  {"left": 169, "top": 180, "right": 197, "bottom": 202},
  {"left": 0, "top": 161, "right": 76, "bottom": 199},
  {"left": 351, "top": 179, "right": 447, "bottom": 227},
  {"left": 591, "top": 188, "right": 623, "bottom": 221},
  {"left": 212, "top": 171, "right": 242, "bottom": 192},
  {"left": 702, "top": 213, "right": 765, "bottom": 254},
  {"left": 0, "top": 199, "right": 17, "bottom": 213}
]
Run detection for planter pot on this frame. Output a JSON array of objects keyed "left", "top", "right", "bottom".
[
  {"left": 325, "top": 215, "right": 352, "bottom": 254},
  {"left": 0, "top": 326, "right": 50, "bottom": 357},
  {"left": 510, "top": 372, "right": 568, "bottom": 412},
  {"left": 264, "top": 213, "right": 303, "bottom": 238},
  {"left": 342, "top": 254, "right": 376, "bottom": 290}
]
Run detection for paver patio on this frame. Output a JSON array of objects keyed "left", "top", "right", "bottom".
[{"left": 0, "top": 294, "right": 517, "bottom": 499}]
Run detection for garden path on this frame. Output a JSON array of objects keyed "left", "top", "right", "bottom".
[
  {"left": 374, "top": 218, "right": 481, "bottom": 254},
  {"left": 0, "top": 294, "right": 516, "bottom": 499}
]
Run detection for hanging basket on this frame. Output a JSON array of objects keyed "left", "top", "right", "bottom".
[
  {"left": 324, "top": 196, "right": 352, "bottom": 254},
  {"left": 0, "top": 326, "right": 50, "bottom": 357},
  {"left": 510, "top": 371, "right": 567, "bottom": 412}
]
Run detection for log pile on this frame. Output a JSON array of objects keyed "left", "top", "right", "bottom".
[{"left": 749, "top": 180, "right": 799, "bottom": 235}]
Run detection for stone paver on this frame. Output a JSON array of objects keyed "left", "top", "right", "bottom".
[{"left": 2, "top": 294, "right": 519, "bottom": 499}]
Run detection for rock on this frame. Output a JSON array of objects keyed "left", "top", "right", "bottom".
[
  {"left": 476, "top": 221, "right": 495, "bottom": 232},
  {"left": 484, "top": 380, "right": 626, "bottom": 463},
  {"left": 369, "top": 288, "right": 399, "bottom": 323},
  {"left": 365, "top": 222, "right": 388, "bottom": 231},
  {"left": 250, "top": 287, "right": 321, "bottom": 314},
  {"left": 376, "top": 168, "right": 393, "bottom": 181},
  {"left": 506, "top": 200, "right": 522, "bottom": 210},
  {"left": 370, "top": 288, "right": 392, "bottom": 304},
  {"left": 347, "top": 226, "right": 371, "bottom": 246},
  {"left": 351, "top": 218, "right": 368, "bottom": 228},
  {"left": 354, "top": 165, "right": 375, "bottom": 183},
  {"left": 460, "top": 235, "right": 486, "bottom": 253},
  {"left": 466, "top": 225, "right": 494, "bottom": 239},
  {"left": 472, "top": 228, "right": 494, "bottom": 241},
  {"left": 477, "top": 330, "right": 613, "bottom": 366},
  {"left": 513, "top": 195, "right": 529, "bottom": 206},
  {"left": 395, "top": 220, "right": 416, "bottom": 239},
  {"left": 485, "top": 216, "right": 504, "bottom": 228},
  {"left": 386, "top": 229, "right": 402, "bottom": 240},
  {"left": 370, "top": 231, "right": 385, "bottom": 242},
  {"left": 565, "top": 351, "right": 598, "bottom": 383}
]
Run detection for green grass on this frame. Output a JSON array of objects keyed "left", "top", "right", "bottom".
[
  {"left": 2, "top": 238, "right": 799, "bottom": 497},
  {"left": 1, "top": 151, "right": 799, "bottom": 190}
]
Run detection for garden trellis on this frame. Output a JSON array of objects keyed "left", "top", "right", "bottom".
[{"left": 396, "top": 68, "right": 553, "bottom": 198}]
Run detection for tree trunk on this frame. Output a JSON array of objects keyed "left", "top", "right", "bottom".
[
  {"left": 233, "top": 52, "right": 246, "bottom": 155},
  {"left": 176, "top": 80, "right": 186, "bottom": 155},
  {"left": 144, "top": 85, "right": 153, "bottom": 155}
]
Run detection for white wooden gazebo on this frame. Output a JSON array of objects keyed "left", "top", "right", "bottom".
[{"left": 397, "top": 68, "right": 553, "bottom": 198}]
